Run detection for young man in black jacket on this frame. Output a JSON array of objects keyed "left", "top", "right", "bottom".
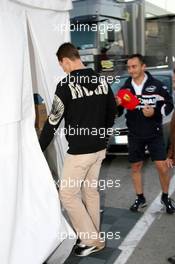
[
  {"left": 39, "top": 43, "right": 117, "bottom": 256},
  {"left": 117, "top": 54, "right": 175, "bottom": 214}
]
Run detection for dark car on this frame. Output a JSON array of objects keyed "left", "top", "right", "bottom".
[{"left": 107, "top": 67, "right": 174, "bottom": 155}]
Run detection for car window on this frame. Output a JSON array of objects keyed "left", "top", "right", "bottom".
[{"left": 111, "top": 74, "right": 172, "bottom": 95}]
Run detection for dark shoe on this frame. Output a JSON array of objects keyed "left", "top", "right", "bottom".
[
  {"left": 75, "top": 244, "right": 105, "bottom": 257},
  {"left": 130, "top": 197, "right": 147, "bottom": 212},
  {"left": 161, "top": 197, "right": 175, "bottom": 214},
  {"left": 76, "top": 238, "right": 82, "bottom": 247},
  {"left": 167, "top": 256, "right": 175, "bottom": 263}
]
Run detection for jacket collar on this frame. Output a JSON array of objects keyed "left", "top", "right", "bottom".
[{"left": 124, "top": 71, "right": 155, "bottom": 95}]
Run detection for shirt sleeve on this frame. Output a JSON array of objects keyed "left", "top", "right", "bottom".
[
  {"left": 105, "top": 84, "right": 117, "bottom": 129},
  {"left": 155, "top": 84, "right": 174, "bottom": 118},
  {"left": 116, "top": 86, "right": 125, "bottom": 117},
  {"left": 39, "top": 84, "right": 67, "bottom": 152}
]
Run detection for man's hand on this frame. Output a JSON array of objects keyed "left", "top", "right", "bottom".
[
  {"left": 116, "top": 96, "right": 122, "bottom": 106},
  {"left": 166, "top": 158, "right": 173, "bottom": 168},
  {"left": 142, "top": 104, "right": 154, "bottom": 117}
]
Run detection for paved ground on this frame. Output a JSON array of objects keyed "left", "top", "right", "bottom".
[
  {"left": 126, "top": 212, "right": 175, "bottom": 264},
  {"left": 64, "top": 155, "right": 175, "bottom": 264},
  {"left": 65, "top": 208, "right": 141, "bottom": 264}
]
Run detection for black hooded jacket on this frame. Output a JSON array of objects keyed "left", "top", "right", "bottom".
[
  {"left": 39, "top": 68, "right": 117, "bottom": 154},
  {"left": 118, "top": 71, "right": 174, "bottom": 138}
]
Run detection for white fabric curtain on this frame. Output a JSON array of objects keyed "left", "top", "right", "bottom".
[
  {"left": 11, "top": 0, "right": 72, "bottom": 11},
  {"left": 26, "top": 9, "right": 69, "bottom": 178},
  {"left": 0, "top": 6, "right": 24, "bottom": 125},
  {"left": 0, "top": 1, "right": 75, "bottom": 264}
]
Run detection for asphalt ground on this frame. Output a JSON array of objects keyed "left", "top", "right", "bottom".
[{"left": 65, "top": 155, "right": 175, "bottom": 264}]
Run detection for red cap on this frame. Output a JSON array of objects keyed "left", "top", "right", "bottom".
[{"left": 116, "top": 89, "right": 140, "bottom": 110}]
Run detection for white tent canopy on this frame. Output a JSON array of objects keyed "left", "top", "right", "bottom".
[
  {"left": 0, "top": 0, "right": 75, "bottom": 263},
  {"left": 146, "top": 0, "right": 175, "bottom": 14},
  {"left": 12, "top": 0, "right": 72, "bottom": 11}
]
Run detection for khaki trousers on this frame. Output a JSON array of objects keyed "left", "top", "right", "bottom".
[{"left": 59, "top": 149, "right": 106, "bottom": 247}]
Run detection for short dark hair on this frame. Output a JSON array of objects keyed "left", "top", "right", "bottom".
[
  {"left": 56, "top": 42, "right": 80, "bottom": 61},
  {"left": 128, "top": 54, "right": 145, "bottom": 65}
]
